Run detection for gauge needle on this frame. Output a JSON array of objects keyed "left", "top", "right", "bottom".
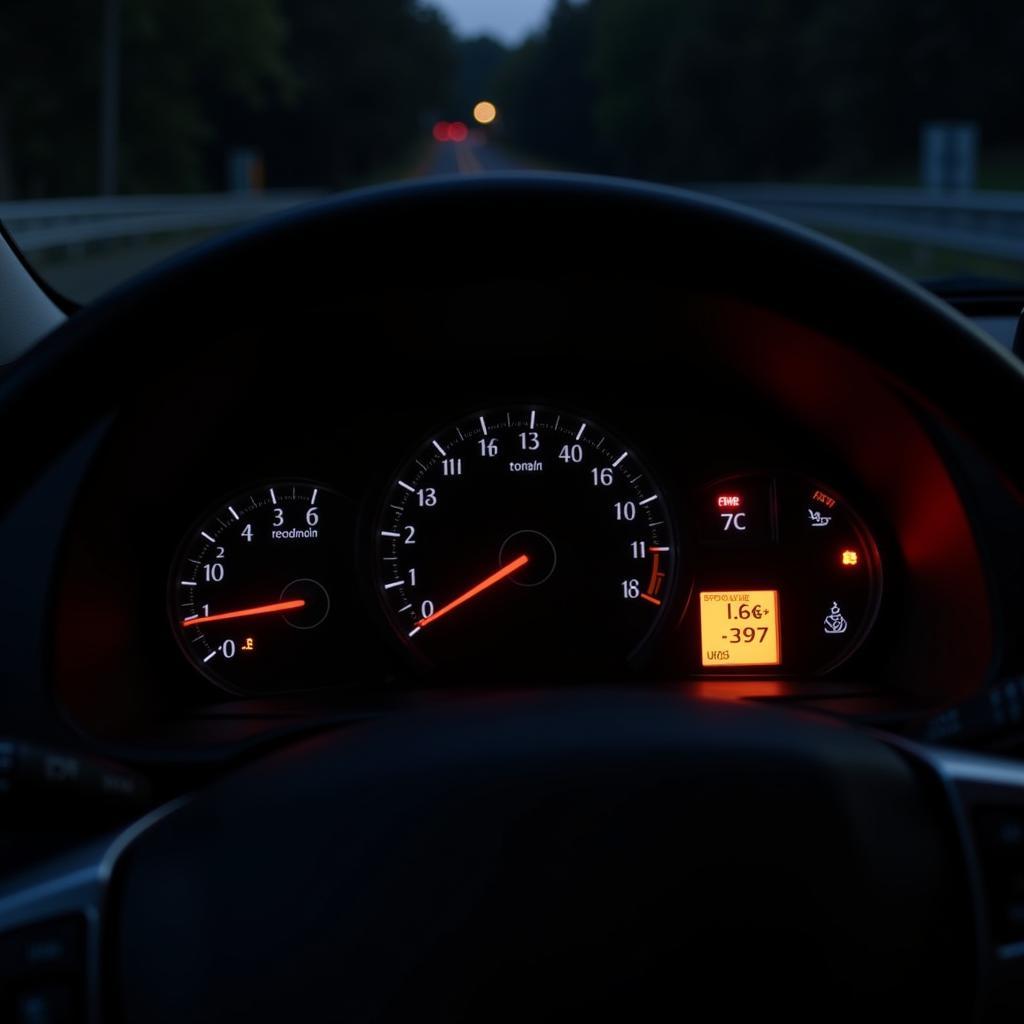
[
  {"left": 418, "top": 554, "right": 529, "bottom": 628},
  {"left": 181, "top": 599, "right": 306, "bottom": 628}
]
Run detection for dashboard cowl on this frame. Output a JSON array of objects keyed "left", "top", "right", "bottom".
[{"left": 113, "top": 691, "right": 971, "bottom": 1023}]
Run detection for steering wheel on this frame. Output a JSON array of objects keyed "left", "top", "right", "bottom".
[{"left": 2, "top": 174, "right": 1023, "bottom": 1022}]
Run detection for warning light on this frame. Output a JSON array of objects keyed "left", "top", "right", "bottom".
[
  {"left": 242, "top": 637, "right": 255, "bottom": 651},
  {"left": 716, "top": 494, "right": 742, "bottom": 508},
  {"left": 841, "top": 550, "right": 859, "bottom": 567}
]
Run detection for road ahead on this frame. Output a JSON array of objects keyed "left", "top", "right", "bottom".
[{"left": 417, "top": 137, "right": 529, "bottom": 177}]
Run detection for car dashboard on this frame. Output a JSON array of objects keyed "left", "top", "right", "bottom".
[
  {"left": 5, "top": 178, "right": 1024, "bottom": 1024},
  {"left": 23, "top": 285, "right": 1017, "bottom": 752}
]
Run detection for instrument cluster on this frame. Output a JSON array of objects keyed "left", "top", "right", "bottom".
[{"left": 163, "top": 403, "right": 885, "bottom": 695}]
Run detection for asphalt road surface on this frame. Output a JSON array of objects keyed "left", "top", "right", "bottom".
[{"left": 420, "top": 137, "right": 529, "bottom": 177}]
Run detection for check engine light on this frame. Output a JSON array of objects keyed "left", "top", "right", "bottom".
[
  {"left": 841, "top": 549, "right": 859, "bottom": 566},
  {"left": 700, "top": 590, "right": 781, "bottom": 667}
]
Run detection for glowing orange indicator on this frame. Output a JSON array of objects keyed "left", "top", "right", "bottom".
[
  {"left": 417, "top": 554, "right": 529, "bottom": 628},
  {"left": 700, "top": 590, "right": 781, "bottom": 667},
  {"left": 181, "top": 599, "right": 305, "bottom": 628},
  {"left": 841, "top": 549, "right": 859, "bottom": 566},
  {"left": 717, "top": 494, "right": 742, "bottom": 508}
]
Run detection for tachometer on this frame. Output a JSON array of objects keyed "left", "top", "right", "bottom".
[
  {"left": 375, "top": 407, "right": 675, "bottom": 674},
  {"left": 169, "top": 481, "right": 347, "bottom": 693}
]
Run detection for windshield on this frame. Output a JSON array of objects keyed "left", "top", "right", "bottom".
[{"left": 3, "top": 0, "right": 1023, "bottom": 303}]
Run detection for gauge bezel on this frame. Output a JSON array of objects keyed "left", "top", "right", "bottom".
[
  {"left": 369, "top": 403, "right": 682, "bottom": 675},
  {"left": 166, "top": 477, "right": 344, "bottom": 695}
]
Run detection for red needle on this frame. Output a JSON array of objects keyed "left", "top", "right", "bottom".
[
  {"left": 181, "top": 599, "right": 306, "bottom": 628},
  {"left": 417, "top": 554, "right": 529, "bottom": 628}
]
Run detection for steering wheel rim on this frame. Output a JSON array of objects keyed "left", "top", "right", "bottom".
[
  {"left": 0, "top": 173, "right": 1020, "bottom": 1020},
  {"left": 0, "top": 172, "right": 1022, "bottom": 513}
]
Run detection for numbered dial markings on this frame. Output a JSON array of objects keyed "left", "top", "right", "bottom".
[
  {"left": 170, "top": 482, "right": 346, "bottom": 693},
  {"left": 376, "top": 407, "right": 675, "bottom": 671}
]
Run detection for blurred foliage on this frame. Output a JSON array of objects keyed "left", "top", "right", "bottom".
[
  {"left": 450, "top": 36, "right": 507, "bottom": 120},
  {"left": 4, "top": 0, "right": 1024, "bottom": 197},
  {"left": 494, "top": 0, "right": 1024, "bottom": 184},
  {"left": 251, "top": 0, "right": 453, "bottom": 186},
  {"left": 0, "top": 0, "right": 452, "bottom": 197},
  {"left": 496, "top": 0, "right": 597, "bottom": 167},
  {"left": 121, "top": 0, "right": 290, "bottom": 193},
  {"left": 0, "top": 0, "right": 99, "bottom": 197}
]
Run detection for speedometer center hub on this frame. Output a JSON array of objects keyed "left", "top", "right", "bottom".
[{"left": 499, "top": 529, "right": 557, "bottom": 587}]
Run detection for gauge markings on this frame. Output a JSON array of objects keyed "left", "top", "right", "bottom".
[
  {"left": 375, "top": 406, "right": 675, "bottom": 668},
  {"left": 170, "top": 481, "right": 345, "bottom": 694}
]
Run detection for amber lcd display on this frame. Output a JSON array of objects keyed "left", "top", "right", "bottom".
[{"left": 700, "top": 589, "right": 782, "bottom": 667}]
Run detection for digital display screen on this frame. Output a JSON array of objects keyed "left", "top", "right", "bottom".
[{"left": 700, "top": 590, "right": 781, "bottom": 667}]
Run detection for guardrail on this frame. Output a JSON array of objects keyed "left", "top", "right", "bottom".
[
  {"left": 3, "top": 184, "right": 1024, "bottom": 265},
  {"left": 0, "top": 191, "right": 325, "bottom": 254},
  {"left": 686, "top": 183, "right": 1024, "bottom": 263}
]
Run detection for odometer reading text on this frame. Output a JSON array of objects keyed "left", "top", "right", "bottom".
[{"left": 700, "top": 590, "right": 781, "bottom": 666}]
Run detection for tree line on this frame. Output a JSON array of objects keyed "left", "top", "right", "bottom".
[
  {"left": 491, "top": 0, "right": 1024, "bottom": 183},
  {"left": 4, "top": 0, "right": 1020, "bottom": 198},
  {"left": 0, "top": 0, "right": 452, "bottom": 198}
]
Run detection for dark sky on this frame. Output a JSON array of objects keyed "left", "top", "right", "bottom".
[{"left": 428, "top": 0, "right": 552, "bottom": 42}]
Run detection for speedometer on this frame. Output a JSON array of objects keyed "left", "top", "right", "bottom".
[{"left": 375, "top": 406, "right": 675, "bottom": 674}]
